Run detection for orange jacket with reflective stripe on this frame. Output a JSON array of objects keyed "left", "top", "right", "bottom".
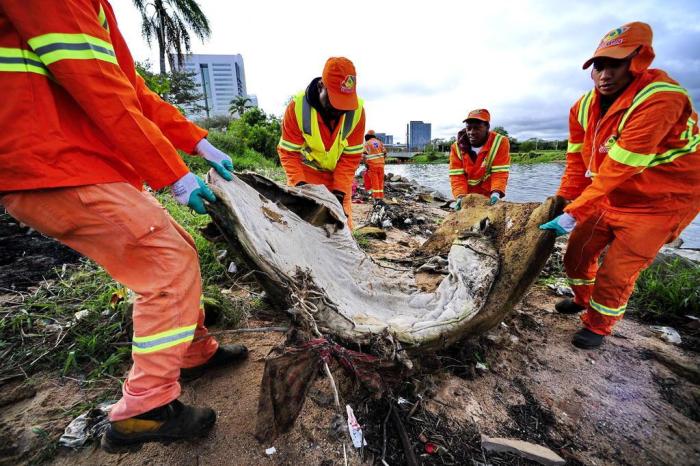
[
  {"left": 558, "top": 69, "right": 700, "bottom": 222},
  {"left": 448, "top": 131, "right": 510, "bottom": 198},
  {"left": 277, "top": 98, "right": 366, "bottom": 195},
  {"left": 0, "top": 0, "right": 206, "bottom": 193},
  {"left": 363, "top": 137, "right": 386, "bottom": 166}
]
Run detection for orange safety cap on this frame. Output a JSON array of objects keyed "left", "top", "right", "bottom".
[
  {"left": 463, "top": 108, "right": 490, "bottom": 123},
  {"left": 367, "top": 129, "right": 375, "bottom": 136},
  {"left": 322, "top": 57, "right": 358, "bottom": 111},
  {"left": 582, "top": 22, "right": 654, "bottom": 70}
]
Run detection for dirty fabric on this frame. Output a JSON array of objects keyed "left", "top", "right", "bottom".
[
  {"left": 59, "top": 402, "right": 114, "bottom": 448},
  {"left": 255, "top": 338, "right": 386, "bottom": 442}
]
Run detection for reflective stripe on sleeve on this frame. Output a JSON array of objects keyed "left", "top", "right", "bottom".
[
  {"left": 344, "top": 144, "right": 364, "bottom": 155},
  {"left": 490, "top": 165, "right": 510, "bottom": 173},
  {"left": 0, "top": 47, "right": 49, "bottom": 75},
  {"left": 132, "top": 324, "right": 197, "bottom": 354},
  {"left": 98, "top": 5, "right": 110, "bottom": 31},
  {"left": 278, "top": 139, "right": 303, "bottom": 152},
  {"left": 449, "top": 169, "right": 465, "bottom": 175},
  {"left": 28, "top": 33, "right": 117, "bottom": 66},
  {"left": 567, "top": 141, "right": 583, "bottom": 153}
]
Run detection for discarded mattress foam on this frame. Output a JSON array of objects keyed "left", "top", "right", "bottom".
[{"left": 207, "top": 172, "right": 562, "bottom": 349}]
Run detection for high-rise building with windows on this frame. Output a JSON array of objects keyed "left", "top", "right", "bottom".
[
  {"left": 177, "top": 54, "right": 255, "bottom": 119},
  {"left": 374, "top": 133, "right": 394, "bottom": 145},
  {"left": 407, "top": 121, "right": 431, "bottom": 151}
]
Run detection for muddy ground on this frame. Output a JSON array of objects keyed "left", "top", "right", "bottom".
[{"left": 1, "top": 195, "right": 699, "bottom": 465}]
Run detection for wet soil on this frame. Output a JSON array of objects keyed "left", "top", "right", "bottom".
[
  {"left": 0, "top": 213, "right": 79, "bottom": 292},
  {"left": 1, "top": 198, "right": 698, "bottom": 465}
]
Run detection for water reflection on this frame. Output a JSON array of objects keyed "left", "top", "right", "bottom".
[{"left": 385, "top": 162, "right": 700, "bottom": 249}]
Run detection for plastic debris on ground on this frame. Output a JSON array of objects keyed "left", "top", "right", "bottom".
[
  {"left": 58, "top": 402, "right": 114, "bottom": 448},
  {"left": 346, "top": 404, "right": 367, "bottom": 448},
  {"left": 649, "top": 326, "right": 682, "bottom": 344},
  {"left": 265, "top": 447, "right": 277, "bottom": 455}
]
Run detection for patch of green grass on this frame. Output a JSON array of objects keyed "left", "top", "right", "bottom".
[
  {"left": 352, "top": 231, "right": 372, "bottom": 250},
  {"left": 410, "top": 152, "right": 449, "bottom": 164},
  {"left": 628, "top": 258, "right": 700, "bottom": 322},
  {"left": 510, "top": 150, "right": 566, "bottom": 164}
]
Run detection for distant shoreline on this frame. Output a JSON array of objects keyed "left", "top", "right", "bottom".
[{"left": 387, "top": 150, "right": 566, "bottom": 165}]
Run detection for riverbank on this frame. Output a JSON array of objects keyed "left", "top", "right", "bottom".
[
  {"left": 1, "top": 173, "right": 698, "bottom": 465},
  {"left": 393, "top": 150, "right": 566, "bottom": 165}
]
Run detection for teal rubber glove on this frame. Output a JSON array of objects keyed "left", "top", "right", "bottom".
[
  {"left": 453, "top": 196, "right": 463, "bottom": 211},
  {"left": 195, "top": 139, "right": 234, "bottom": 181},
  {"left": 171, "top": 172, "right": 216, "bottom": 214},
  {"left": 539, "top": 213, "right": 576, "bottom": 237},
  {"left": 489, "top": 192, "right": 500, "bottom": 205}
]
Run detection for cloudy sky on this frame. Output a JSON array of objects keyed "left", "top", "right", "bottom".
[{"left": 111, "top": 0, "right": 700, "bottom": 142}]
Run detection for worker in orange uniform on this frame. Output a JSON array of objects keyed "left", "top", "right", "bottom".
[
  {"left": 449, "top": 109, "right": 510, "bottom": 209},
  {"left": 540, "top": 22, "right": 700, "bottom": 349},
  {"left": 363, "top": 130, "right": 387, "bottom": 202},
  {"left": 277, "top": 57, "right": 366, "bottom": 228},
  {"left": 0, "top": 0, "right": 248, "bottom": 451}
]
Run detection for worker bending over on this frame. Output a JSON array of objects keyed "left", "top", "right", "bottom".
[
  {"left": 449, "top": 109, "right": 510, "bottom": 209},
  {"left": 363, "top": 129, "right": 387, "bottom": 202},
  {"left": 0, "top": 0, "right": 247, "bottom": 451},
  {"left": 277, "top": 57, "right": 366, "bottom": 228},
  {"left": 540, "top": 22, "right": 700, "bottom": 349}
]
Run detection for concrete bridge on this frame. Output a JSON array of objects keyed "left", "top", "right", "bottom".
[{"left": 386, "top": 151, "right": 419, "bottom": 159}]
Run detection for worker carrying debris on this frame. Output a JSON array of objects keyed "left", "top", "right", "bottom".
[
  {"left": 277, "top": 57, "right": 366, "bottom": 228},
  {"left": 0, "top": 0, "right": 247, "bottom": 451},
  {"left": 362, "top": 130, "right": 387, "bottom": 201},
  {"left": 540, "top": 22, "right": 700, "bottom": 349},
  {"left": 449, "top": 109, "right": 511, "bottom": 209}
]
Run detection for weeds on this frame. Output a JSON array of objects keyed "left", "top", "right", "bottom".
[
  {"left": 353, "top": 230, "right": 372, "bottom": 250},
  {"left": 628, "top": 258, "right": 700, "bottom": 322}
]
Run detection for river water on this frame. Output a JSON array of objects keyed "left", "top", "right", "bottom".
[{"left": 385, "top": 162, "right": 700, "bottom": 249}]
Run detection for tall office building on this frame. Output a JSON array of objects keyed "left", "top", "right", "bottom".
[
  {"left": 177, "top": 54, "right": 254, "bottom": 118},
  {"left": 374, "top": 133, "right": 394, "bottom": 145},
  {"left": 407, "top": 121, "right": 431, "bottom": 151}
]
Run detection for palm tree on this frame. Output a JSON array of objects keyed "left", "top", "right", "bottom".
[
  {"left": 132, "top": 0, "right": 210, "bottom": 75},
  {"left": 229, "top": 95, "right": 252, "bottom": 117}
]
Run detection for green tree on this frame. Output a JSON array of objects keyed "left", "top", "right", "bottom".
[
  {"left": 135, "top": 61, "right": 203, "bottom": 114},
  {"left": 132, "top": 0, "right": 211, "bottom": 75},
  {"left": 493, "top": 126, "right": 509, "bottom": 137},
  {"left": 229, "top": 95, "right": 253, "bottom": 117}
]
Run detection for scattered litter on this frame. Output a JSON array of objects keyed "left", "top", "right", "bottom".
[
  {"left": 227, "top": 262, "right": 238, "bottom": 274},
  {"left": 73, "top": 310, "right": 89, "bottom": 321},
  {"left": 481, "top": 435, "right": 566, "bottom": 466},
  {"left": 425, "top": 442, "right": 439, "bottom": 454},
  {"left": 649, "top": 326, "right": 682, "bottom": 344},
  {"left": 59, "top": 402, "right": 113, "bottom": 448},
  {"left": 475, "top": 362, "right": 488, "bottom": 372},
  {"left": 547, "top": 280, "right": 574, "bottom": 297},
  {"left": 397, "top": 397, "right": 411, "bottom": 405},
  {"left": 381, "top": 219, "right": 393, "bottom": 229},
  {"left": 265, "top": 447, "right": 277, "bottom": 456},
  {"left": 216, "top": 249, "right": 227, "bottom": 261},
  {"left": 346, "top": 405, "right": 367, "bottom": 448}
]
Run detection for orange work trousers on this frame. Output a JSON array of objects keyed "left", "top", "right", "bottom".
[
  {"left": 364, "top": 161, "right": 385, "bottom": 199},
  {"left": 0, "top": 183, "right": 219, "bottom": 421},
  {"left": 564, "top": 207, "right": 698, "bottom": 335},
  {"left": 287, "top": 165, "right": 354, "bottom": 229}
]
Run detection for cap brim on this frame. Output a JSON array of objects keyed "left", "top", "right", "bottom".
[
  {"left": 582, "top": 45, "right": 640, "bottom": 69},
  {"left": 328, "top": 90, "right": 358, "bottom": 111},
  {"left": 463, "top": 117, "right": 489, "bottom": 123}
]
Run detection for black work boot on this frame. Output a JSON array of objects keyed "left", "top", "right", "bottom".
[
  {"left": 101, "top": 399, "right": 215, "bottom": 453},
  {"left": 180, "top": 344, "right": 248, "bottom": 382},
  {"left": 572, "top": 328, "right": 605, "bottom": 349},
  {"left": 555, "top": 298, "right": 586, "bottom": 315}
]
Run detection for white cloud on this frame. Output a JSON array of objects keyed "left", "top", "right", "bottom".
[{"left": 111, "top": 0, "right": 700, "bottom": 141}]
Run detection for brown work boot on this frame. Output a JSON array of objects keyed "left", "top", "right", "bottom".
[
  {"left": 555, "top": 298, "right": 586, "bottom": 315},
  {"left": 180, "top": 344, "right": 248, "bottom": 382},
  {"left": 101, "top": 399, "right": 215, "bottom": 453}
]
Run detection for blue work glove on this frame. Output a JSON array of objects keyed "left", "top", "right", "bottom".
[
  {"left": 539, "top": 213, "right": 576, "bottom": 237},
  {"left": 195, "top": 138, "right": 234, "bottom": 181},
  {"left": 452, "top": 196, "right": 463, "bottom": 211},
  {"left": 489, "top": 192, "right": 500, "bottom": 206},
  {"left": 171, "top": 172, "right": 216, "bottom": 215}
]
